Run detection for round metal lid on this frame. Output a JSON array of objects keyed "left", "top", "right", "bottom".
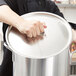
[{"left": 6, "top": 12, "right": 72, "bottom": 59}]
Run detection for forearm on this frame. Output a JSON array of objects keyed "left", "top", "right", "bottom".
[{"left": 0, "top": 5, "right": 25, "bottom": 28}]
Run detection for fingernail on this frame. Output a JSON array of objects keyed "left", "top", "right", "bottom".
[{"left": 44, "top": 25, "right": 47, "bottom": 28}]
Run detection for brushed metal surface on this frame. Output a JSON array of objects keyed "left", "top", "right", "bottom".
[{"left": 13, "top": 47, "right": 70, "bottom": 76}]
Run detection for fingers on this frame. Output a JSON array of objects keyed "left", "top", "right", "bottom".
[
  {"left": 32, "top": 25, "right": 37, "bottom": 37},
  {"left": 26, "top": 30, "right": 32, "bottom": 38},
  {"left": 39, "top": 21, "right": 44, "bottom": 33},
  {"left": 25, "top": 21, "right": 47, "bottom": 38},
  {"left": 34, "top": 22, "right": 40, "bottom": 36},
  {"left": 33, "top": 21, "right": 44, "bottom": 37}
]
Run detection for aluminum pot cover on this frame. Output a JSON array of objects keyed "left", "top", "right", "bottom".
[{"left": 5, "top": 12, "right": 72, "bottom": 59}]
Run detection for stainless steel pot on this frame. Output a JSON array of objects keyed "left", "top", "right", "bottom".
[{"left": 4, "top": 12, "right": 76, "bottom": 76}]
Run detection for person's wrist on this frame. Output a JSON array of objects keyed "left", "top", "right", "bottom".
[
  {"left": 14, "top": 18, "right": 28, "bottom": 34},
  {"left": 13, "top": 17, "right": 25, "bottom": 29}
]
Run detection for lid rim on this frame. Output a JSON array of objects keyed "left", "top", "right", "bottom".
[{"left": 5, "top": 12, "right": 72, "bottom": 59}]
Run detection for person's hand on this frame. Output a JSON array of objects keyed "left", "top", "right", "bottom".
[{"left": 16, "top": 20, "right": 47, "bottom": 38}]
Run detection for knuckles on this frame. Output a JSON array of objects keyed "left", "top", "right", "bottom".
[{"left": 19, "top": 21, "right": 44, "bottom": 38}]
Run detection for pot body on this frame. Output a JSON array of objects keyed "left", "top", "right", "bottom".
[{"left": 13, "top": 47, "right": 70, "bottom": 76}]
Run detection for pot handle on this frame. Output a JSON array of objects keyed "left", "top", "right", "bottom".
[{"left": 4, "top": 42, "right": 12, "bottom": 51}]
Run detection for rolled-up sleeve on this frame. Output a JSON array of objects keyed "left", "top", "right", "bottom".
[{"left": 0, "top": 0, "right": 7, "bottom": 5}]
